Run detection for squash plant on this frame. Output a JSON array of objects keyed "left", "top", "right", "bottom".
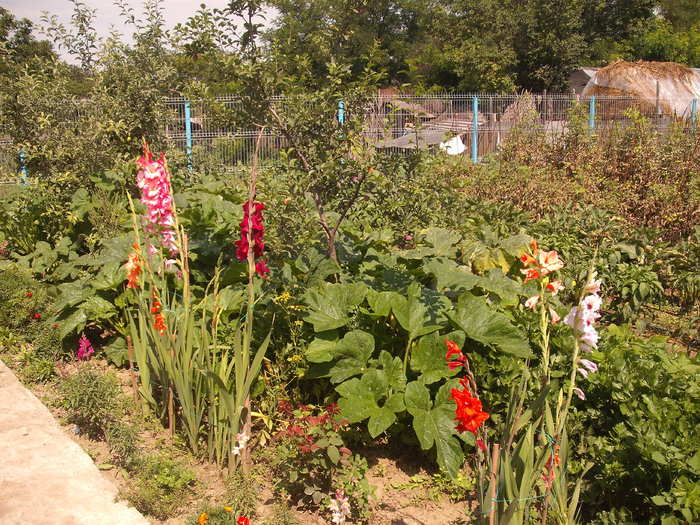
[{"left": 301, "top": 227, "right": 534, "bottom": 476}]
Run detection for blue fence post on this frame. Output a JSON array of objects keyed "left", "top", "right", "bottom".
[
  {"left": 589, "top": 96, "right": 596, "bottom": 132},
  {"left": 184, "top": 100, "right": 193, "bottom": 171},
  {"left": 471, "top": 96, "right": 479, "bottom": 164},
  {"left": 337, "top": 100, "right": 345, "bottom": 124},
  {"left": 18, "top": 150, "right": 28, "bottom": 186},
  {"left": 691, "top": 99, "right": 697, "bottom": 132}
]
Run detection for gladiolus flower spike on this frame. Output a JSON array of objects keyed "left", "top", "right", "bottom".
[
  {"left": 235, "top": 200, "right": 270, "bottom": 277},
  {"left": 125, "top": 244, "right": 141, "bottom": 290},
  {"left": 444, "top": 340, "right": 489, "bottom": 435},
  {"left": 76, "top": 334, "right": 95, "bottom": 360},
  {"left": 136, "top": 145, "right": 178, "bottom": 255},
  {"left": 564, "top": 279, "right": 604, "bottom": 401}
]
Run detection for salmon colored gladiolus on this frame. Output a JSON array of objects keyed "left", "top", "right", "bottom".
[
  {"left": 125, "top": 245, "right": 141, "bottom": 290},
  {"left": 538, "top": 250, "right": 564, "bottom": 275},
  {"left": 546, "top": 280, "right": 565, "bottom": 295}
]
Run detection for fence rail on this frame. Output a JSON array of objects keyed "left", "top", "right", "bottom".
[{"left": 2, "top": 93, "right": 698, "bottom": 176}]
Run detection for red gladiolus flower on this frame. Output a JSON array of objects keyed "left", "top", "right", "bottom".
[
  {"left": 237, "top": 517, "right": 250, "bottom": 525},
  {"left": 25, "top": 291, "right": 33, "bottom": 298},
  {"left": 236, "top": 201, "right": 269, "bottom": 277},
  {"left": 445, "top": 339, "right": 466, "bottom": 369},
  {"left": 450, "top": 383, "right": 490, "bottom": 435},
  {"left": 32, "top": 313, "right": 41, "bottom": 320}
]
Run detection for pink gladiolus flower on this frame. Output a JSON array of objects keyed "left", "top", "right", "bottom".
[
  {"left": 525, "top": 295, "right": 540, "bottom": 310},
  {"left": 581, "top": 294, "right": 602, "bottom": 319},
  {"left": 549, "top": 307, "right": 560, "bottom": 324},
  {"left": 584, "top": 278, "right": 602, "bottom": 295},
  {"left": 76, "top": 334, "right": 94, "bottom": 360},
  {"left": 136, "top": 146, "right": 178, "bottom": 255},
  {"left": 579, "top": 359, "right": 598, "bottom": 373},
  {"left": 573, "top": 387, "right": 586, "bottom": 400}
]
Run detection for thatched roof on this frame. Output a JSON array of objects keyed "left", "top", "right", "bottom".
[{"left": 582, "top": 60, "right": 700, "bottom": 117}]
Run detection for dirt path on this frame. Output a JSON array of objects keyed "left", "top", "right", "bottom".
[{"left": 0, "top": 359, "right": 149, "bottom": 525}]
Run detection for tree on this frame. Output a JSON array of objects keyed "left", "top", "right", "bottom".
[
  {"left": 406, "top": 0, "right": 518, "bottom": 92},
  {"left": 513, "top": 0, "right": 587, "bottom": 91},
  {"left": 0, "top": 7, "right": 55, "bottom": 75},
  {"left": 265, "top": 0, "right": 428, "bottom": 87},
  {"left": 658, "top": 0, "right": 700, "bottom": 32}
]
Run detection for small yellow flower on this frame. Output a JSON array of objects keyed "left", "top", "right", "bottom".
[
  {"left": 197, "top": 513, "right": 209, "bottom": 525},
  {"left": 223, "top": 506, "right": 233, "bottom": 513},
  {"left": 273, "top": 291, "right": 292, "bottom": 304}
]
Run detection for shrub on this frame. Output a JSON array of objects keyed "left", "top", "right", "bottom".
[
  {"left": 59, "top": 368, "right": 123, "bottom": 438},
  {"left": 20, "top": 355, "right": 55, "bottom": 384},
  {"left": 270, "top": 403, "right": 374, "bottom": 521},
  {"left": 573, "top": 324, "right": 700, "bottom": 523},
  {"left": 105, "top": 421, "right": 141, "bottom": 469},
  {"left": 121, "top": 454, "right": 195, "bottom": 520},
  {"left": 0, "top": 262, "right": 47, "bottom": 331}
]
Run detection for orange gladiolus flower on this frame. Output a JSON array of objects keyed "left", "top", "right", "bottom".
[
  {"left": 521, "top": 268, "right": 540, "bottom": 282},
  {"left": 150, "top": 294, "right": 166, "bottom": 335},
  {"left": 125, "top": 247, "right": 141, "bottom": 290},
  {"left": 451, "top": 379, "right": 490, "bottom": 434}
]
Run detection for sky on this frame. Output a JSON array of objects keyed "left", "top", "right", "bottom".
[{"left": 2, "top": 0, "right": 274, "bottom": 58}]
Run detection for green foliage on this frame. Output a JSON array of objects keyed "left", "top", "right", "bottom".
[
  {"left": 105, "top": 421, "right": 141, "bottom": 469},
  {"left": 59, "top": 368, "right": 123, "bottom": 438},
  {"left": 573, "top": 324, "right": 700, "bottom": 523},
  {"left": 262, "top": 502, "right": 299, "bottom": 525},
  {"left": 299, "top": 226, "right": 534, "bottom": 477},
  {"left": 122, "top": 454, "right": 195, "bottom": 520},
  {"left": 270, "top": 404, "right": 374, "bottom": 520},
  {"left": 224, "top": 470, "right": 258, "bottom": 519},
  {"left": 19, "top": 355, "right": 55, "bottom": 384}
]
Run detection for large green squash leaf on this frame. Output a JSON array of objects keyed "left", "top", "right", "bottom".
[
  {"left": 448, "top": 294, "right": 532, "bottom": 358},
  {"left": 328, "top": 330, "right": 375, "bottom": 383},
  {"left": 411, "top": 330, "right": 465, "bottom": 384},
  {"left": 304, "top": 282, "right": 367, "bottom": 332},
  {"left": 423, "top": 258, "right": 480, "bottom": 292},
  {"left": 392, "top": 283, "right": 441, "bottom": 339},
  {"left": 337, "top": 371, "right": 406, "bottom": 438},
  {"left": 405, "top": 381, "right": 464, "bottom": 477}
]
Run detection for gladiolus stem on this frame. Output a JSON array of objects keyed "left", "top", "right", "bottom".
[
  {"left": 488, "top": 444, "right": 500, "bottom": 525},
  {"left": 240, "top": 129, "right": 264, "bottom": 474}
]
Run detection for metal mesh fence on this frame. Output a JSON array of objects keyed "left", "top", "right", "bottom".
[
  {"left": 0, "top": 93, "right": 695, "bottom": 174},
  {"left": 164, "top": 92, "right": 691, "bottom": 164}
]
